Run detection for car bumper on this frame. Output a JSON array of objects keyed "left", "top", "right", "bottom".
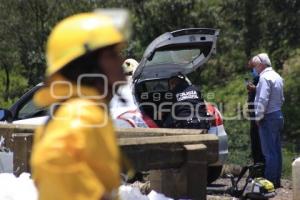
[{"left": 208, "top": 125, "right": 228, "bottom": 166}]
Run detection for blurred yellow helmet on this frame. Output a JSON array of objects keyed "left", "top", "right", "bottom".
[
  {"left": 122, "top": 58, "right": 139, "bottom": 75},
  {"left": 46, "top": 12, "right": 126, "bottom": 77}
]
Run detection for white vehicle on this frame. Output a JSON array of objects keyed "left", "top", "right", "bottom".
[{"left": 0, "top": 28, "right": 228, "bottom": 183}]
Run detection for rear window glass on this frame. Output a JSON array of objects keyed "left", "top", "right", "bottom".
[
  {"left": 145, "top": 48, "right": 202, "bottom": 66},
  {"left": 144, "top": 80, "right": 169, "bottom": 92}
]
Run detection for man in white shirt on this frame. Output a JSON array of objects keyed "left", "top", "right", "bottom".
[{"left": 252, "top": 53, "right": 284, "bottom": 188}]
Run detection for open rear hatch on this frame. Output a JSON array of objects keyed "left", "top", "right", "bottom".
[
  {"left": 133, "top": 28, "right": 219, "bottom": 127},
  {"left": 133, "top": 28, "right": 219, "bottom": 81}
]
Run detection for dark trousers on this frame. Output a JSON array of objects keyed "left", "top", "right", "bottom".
[{"left": 250, "top": 120, "right": 265, "bottom": 164}]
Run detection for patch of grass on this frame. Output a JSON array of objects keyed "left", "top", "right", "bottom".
[{"left": 282, "top": 144, "right": 299, "bottom": 179}]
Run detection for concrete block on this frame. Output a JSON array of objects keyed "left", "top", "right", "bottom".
[
  {"left": 149, "top": 144, "right": 207, "bottom": 200},
  {"left": 12, "top": 133, "right": 33, "bottom": 175},
  {"left": 293, "top": 157, "right": 300, "bottom": 200}
]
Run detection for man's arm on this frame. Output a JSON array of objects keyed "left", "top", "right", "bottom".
[
  {"left": 255, "top": 77, "right": 271, "bottom": 120},
  {"left": 281, "top": 78, "right": 285, "bottom": 103},
  {"left": 247, "top": 82, "right": 256, "bottom": 92}
]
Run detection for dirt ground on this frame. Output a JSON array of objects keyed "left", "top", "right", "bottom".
[{"left": 207, "top": 178, "right": 293, "bottom": 200}]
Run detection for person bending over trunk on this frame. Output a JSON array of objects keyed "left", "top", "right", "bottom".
[{"left": 163, "top": 73, "right": 210, "bottom": 129}]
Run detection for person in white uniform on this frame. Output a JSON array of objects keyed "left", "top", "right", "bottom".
[{"left": 109, "top": 58, "right": 139, "bottom": 118}]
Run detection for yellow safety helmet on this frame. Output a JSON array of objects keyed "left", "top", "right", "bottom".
[
  {"left": 122, "top": 58, "right": 139, "bottom": 75},
  {"left": 46, "top": 12, "right": 126, "bottom": 77}
]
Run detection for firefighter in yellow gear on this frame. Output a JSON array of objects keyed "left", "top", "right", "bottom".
[{"left": 30, "top": 12, "right": 129, "bottom": 200}]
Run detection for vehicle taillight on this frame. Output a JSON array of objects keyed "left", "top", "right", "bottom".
[
  {"left": 206, "top": 104, "right": 223, "bottom": 126},
  {"left": 142, "top": 114, "right": 158, "bottom": 128},
  {"left": 214, "top": 110, "right": 223, "bottom": 126}
]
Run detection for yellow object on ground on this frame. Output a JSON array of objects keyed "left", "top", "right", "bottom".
[{"left": 255, "top": 177, "right": 275, "bottom": 192}]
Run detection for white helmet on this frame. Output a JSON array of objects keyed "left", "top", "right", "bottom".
[{"left": 122, "top": 58, "right": 139, "bottom": 75}]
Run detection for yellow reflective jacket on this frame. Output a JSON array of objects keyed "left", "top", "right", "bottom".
[{"left": 31, "top": 77, "right": 120, "bottom": 200}]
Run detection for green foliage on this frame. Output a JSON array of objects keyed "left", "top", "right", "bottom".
[
  {"left": 0, "top": 69, "right": 28, "bottom": 108},
  {"left": 0, "top": 0, "right": 106, "bottom": 107},
  {"left": 282, "top": 49, "right": 300, "bottom": 142}
]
